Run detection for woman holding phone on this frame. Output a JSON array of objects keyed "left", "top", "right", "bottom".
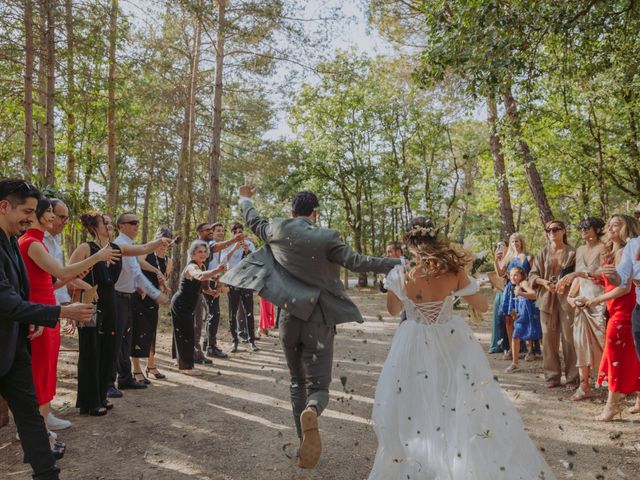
[{"left": 494, "top": 233, "right": 534, "bottom": 359}]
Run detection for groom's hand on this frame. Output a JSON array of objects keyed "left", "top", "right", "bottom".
[{"left": 239, "top": 184, "right": 254, "bottom": 198}]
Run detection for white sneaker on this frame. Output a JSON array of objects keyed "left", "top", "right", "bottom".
[{"left": 48, "top": 413, "right": 71, "bottom": 430}]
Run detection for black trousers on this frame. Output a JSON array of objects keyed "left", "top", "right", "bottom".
[
  {"left": 171, "top": 301, "right": 196, "bottom": 370},
  {"left": 204, "top": 295, "right": 221, "bottom": 349},
  {"left": 76, "top": 309, "right": 114, "bottom": 410},
  {"left": 0, "top": 341, "right": 59, "bottom": 479},
  {"left": 228, "top": 287, "right": 255, "bottom": 342},
  {"left": 632, "top": 304, "right": 640, "bottom": 360},
  {"left": 113, "top": 293, "right": 134, "bottom": 385},
  {"left": 131, "top": 294, "right": 159, "bottom": 358}
]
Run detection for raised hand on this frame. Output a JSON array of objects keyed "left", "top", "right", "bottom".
[
  {"left": 60, "top": 303, "right": 95, "bottom": 323},
  {"left": 239, "top": 184, "right": 254, "bottom": 198},
  {"left": 96, "top": 243, "right": 121, "bottom": 264}
]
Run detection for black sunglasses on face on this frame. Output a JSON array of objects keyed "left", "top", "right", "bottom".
[
  {"left": 545, "top": 227, "right": 563, "bottom": 233},
  {"left": 122, "top": 220, "right": 139, "bottom": 226}
]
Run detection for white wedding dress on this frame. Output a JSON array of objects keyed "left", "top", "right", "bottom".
[{"left": 368, "top": 266, "right": 556, "bottom": 480}]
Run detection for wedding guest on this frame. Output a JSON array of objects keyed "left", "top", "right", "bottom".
[
  {"left": 503, "top": 266, "right": 542, "bottom": 373},
  {"left": 488, "top": 240, "right": 507, "bottom": 354},
  {"left": 495, "top": 233, "right": 534, "bottom": 360},
  {"left": 378, "top": 241, "right": 407, "bottom": 322},
  {"left": 558, "top": 216, "right": 606, "bottom": 401},
  {"left": 259, "top": 298, "right": 275, "bottom": 336},
  {"left": 41, "top": 199, "right": 73, "bottom": 431},
  {"left": 131, "top": 227, "right": 173, "bottom": 382},
  {"left": 634, "top": 201, "right": 640, "bottom": 221},
  {"left": 111, "top": 213, "right": 170, "bottom": 393},
  {"left": 529, "top": 220, "right": 578, "bottom": 388},
  {"left": 193, "top": 222, "right": 214, "bottom": 365},
  {"left": 222, "top": 223, "right": 257, "bottom": 352},
  {"left": 172, "top": 241, "right": 225, "bottom": 375},
  {"left": 590, "top": 214, "right": 640, "bottom": 420},
  {"left": 69, "top": 213, "right": 123, "bottom": 415},
  {"left": 204, "top": 222, "right": 244, "bottom": 358},
  {"left": 0, "top": 178, "right": 95, "bottom": 479},
  {"left": 19, "top": 200, "right": 119, "bottom": 430}
]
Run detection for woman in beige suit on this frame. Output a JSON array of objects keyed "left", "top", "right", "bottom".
[{"left": 529, "top": 220, "right": 578, "bottom": 388}]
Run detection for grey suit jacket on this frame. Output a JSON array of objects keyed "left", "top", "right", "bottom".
[{"left": 220, "top": 198, "right": 400, "bottom": 326}]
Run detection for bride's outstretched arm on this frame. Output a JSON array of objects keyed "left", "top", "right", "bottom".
[
  {"left": 456, "top": 271, "right": 488, "bottom": 312},
  {"left": 387, "top": 291, "right": 403, "bottom": 316}
]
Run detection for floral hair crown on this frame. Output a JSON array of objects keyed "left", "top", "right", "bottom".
[{"left": 407, "top": 224, "right": 437, "bottom": 238}]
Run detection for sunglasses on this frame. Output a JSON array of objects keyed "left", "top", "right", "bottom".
[
  {"left": 121, "top": 220, "right": 139, "bottom": 226},
  {"left": 578, "top": 225, "right": 592, "bottom": 231},
  {"left": 545, "top": 227, "right": 563, "bottom": 233}
]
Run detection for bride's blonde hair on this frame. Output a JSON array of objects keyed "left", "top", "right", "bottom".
[{"left": 403, "top": 217, "right": 471, "bottom": 275}]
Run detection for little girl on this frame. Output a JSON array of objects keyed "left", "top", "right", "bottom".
[{"left": 503, "top": 267, "right": 543, "bottom": 373}]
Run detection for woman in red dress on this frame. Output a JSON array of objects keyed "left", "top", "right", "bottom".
[
  {"left": 259, "top": 297, "right": 275, "bottom": 336},
  {"left": 18, "top": 198, "right": 119, "bottom": 445},
  {"left": 588, "top": 214, "right": 640, "bottom": 421}
]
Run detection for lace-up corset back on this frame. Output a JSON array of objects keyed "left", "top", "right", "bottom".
[{"left": 410, "top": 297, "right": 455, "bottom": 325}]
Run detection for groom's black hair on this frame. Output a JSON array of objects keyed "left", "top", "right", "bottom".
[{"left": 292, "top": 191, "right": 319, "bottom": 217}]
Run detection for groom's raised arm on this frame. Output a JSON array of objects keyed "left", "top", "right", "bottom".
[
  {"left": 326, "top": 231, "right": 400, "bottom": 274},
  {"left": 238, "top": 186, "right": 271, "bottom": 243}
]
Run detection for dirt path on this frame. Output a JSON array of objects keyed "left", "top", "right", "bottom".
[{"left": 2, "top": 290, "right": 640, "bottom": 479}]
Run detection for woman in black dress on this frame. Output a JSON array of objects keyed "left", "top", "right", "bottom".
[
  {"left": 69, "top": 213, "right": 169, "bottom": 415},
  {"left": 131, "top": 227, "right": 173, "bottom": 382},
  {"left": 172, "top": 240, "right": 226, "bottom": 376}
]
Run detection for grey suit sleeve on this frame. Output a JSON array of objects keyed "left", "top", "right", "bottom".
[
  {"left": 240, "top": 198, "right": 271, "bottom": 243},
  {"left": 326, "top": 231, "right": 400, "bottom": 274}
]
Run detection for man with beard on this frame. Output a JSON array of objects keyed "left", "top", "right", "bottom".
[{"left": 0, "top": 178, "right": 94, "bottom": 479}]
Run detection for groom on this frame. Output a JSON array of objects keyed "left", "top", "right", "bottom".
[{"left": 221, "top": 186, "right": 400, "bottom": 468}]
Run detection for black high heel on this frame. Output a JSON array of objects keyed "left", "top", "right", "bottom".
[
  {"left": 146, "top": 367, "right": 166, "bottom": 380},
  {"left": 133, "top": 371, "right": 151, "bottom": 385},
  {"left": 79, "top": 407, "right": 107, "bottom": 417}
]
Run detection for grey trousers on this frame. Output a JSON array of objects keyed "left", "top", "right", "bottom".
[{"left": 279, "top": 312, "right": 334, "bottom": 439}]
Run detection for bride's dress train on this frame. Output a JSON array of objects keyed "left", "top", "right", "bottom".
[{"left": 368, "top": 266, "right": 556, "bottom": 480}]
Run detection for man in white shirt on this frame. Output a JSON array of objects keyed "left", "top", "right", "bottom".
[
  {"left": 606, "top": 234, "right": 640, "bottom": 358},
  {"left": 111, "top": 213, "right": 169, "bottom": 395},
  {"left": 221, "top": 222, "right": 257, "bottom": 352},
  {"left": 204, "top": 223, "right": 245, "bottom": 358},
  {"left": 41, "top": 199, "right": 72, "bottom": 431}
]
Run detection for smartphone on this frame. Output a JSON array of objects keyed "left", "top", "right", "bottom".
[{"left": 496, "top": 243, "right": 504, "bottom": 253}]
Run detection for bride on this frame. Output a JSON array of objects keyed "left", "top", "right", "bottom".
[{"left": 369, "top": 217, "right": 556, "bottom": 480}]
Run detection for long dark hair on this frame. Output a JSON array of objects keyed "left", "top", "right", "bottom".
[{"left": 35, "top": 197, "right": 52, "bottom": 221}]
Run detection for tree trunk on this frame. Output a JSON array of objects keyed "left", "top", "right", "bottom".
[
  {"left": 44, "top": 0, "right": 55, "bottom": 185},
  {"left": 106, "top": 0, "right": 118, "bottom": 214},
  {"left": 36, "top": 0, "right": 46, "bottom": 179},
  {"left": 502, "top": 87, "right": 554, "bottom": 226},
  {"left": 207, "top": 0, "right": 226, "bottom": 222},
  {"left": 171, "top": 19, "right": 201, "bottom": 291},
  {"left": 141, "top": 174, "right": 152, "bottom": 244},
  {"left": 24, "top": 0, "right": 34, "bottom": 177},
  {"left": 64, "top": 0, "right": 76, "bottom": 187},
  {"left": 487, "top": 94, "right": 516, "bottom": 239}
]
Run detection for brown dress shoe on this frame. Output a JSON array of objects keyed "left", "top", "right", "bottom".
[{"left": 298, "top": 407, "right": 322, "bottom": 468}]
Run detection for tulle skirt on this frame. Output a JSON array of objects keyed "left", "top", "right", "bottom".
[{"left": 369, "top": 315, "right": 556, "bottom": 480}]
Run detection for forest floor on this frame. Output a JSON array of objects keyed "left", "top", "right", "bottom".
[{"left": 2, "top": 288, "right": 640, "bottom": 480}]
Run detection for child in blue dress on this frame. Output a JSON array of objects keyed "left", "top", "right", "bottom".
[{"left": 503, "top": 266, "right": 543, "bottom": 373}]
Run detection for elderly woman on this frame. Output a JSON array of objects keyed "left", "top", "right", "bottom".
[
  {"left": 171, "top": 241, "right": 226, "bottom": 375},
  {"left": 529, "top": 220, "right": 578, "bottom": 389},
  {"left": 557, "top": 216, "right": 606, "bottom": 401}
]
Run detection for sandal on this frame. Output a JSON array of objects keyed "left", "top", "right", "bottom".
[
  {"left": 505, "top": 363, "right": 520, "bottom": 373},
  {"left": 146, "top": 367, "right": 166, "bottom": 380},
  {"left": 628, "top": 404, "right": 640, "bottom": 414},
  {"left": 544, "top": 380, "right": 561, "bottom": 388},
  {"left": 133, "top": 371, "right": 151, "bottom": 385},
  {"left": 595, "top": 402, "right": 624, "bottom": 422},
  {"left": 524, "top": 351, "right": 534, "bottom": 362},
  {"left": 570, "top": 386, "right": 592, "bottom": 401},
  {"left": 102, "top": 400, "right": 114, "bottom": 410}
]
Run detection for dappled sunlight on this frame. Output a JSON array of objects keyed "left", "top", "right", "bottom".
[{"left": 207, "top": 403, "right": 292, "bottom": 431}]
